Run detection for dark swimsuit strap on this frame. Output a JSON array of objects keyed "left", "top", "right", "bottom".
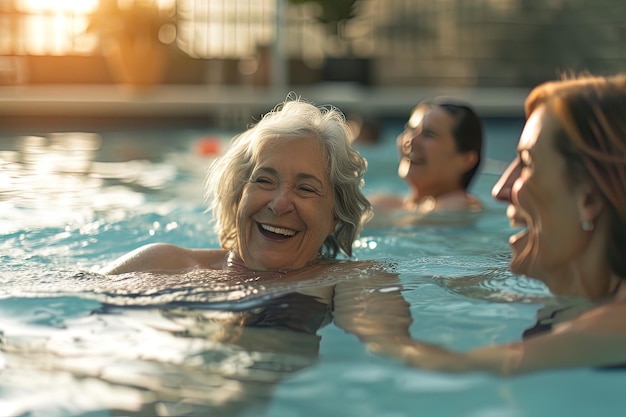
[
  {"left": 521, "top": 305, "right": 572, "bottom": 339},
  {"left": 523, "top": 281, "right": 626, "bottom": 370}
]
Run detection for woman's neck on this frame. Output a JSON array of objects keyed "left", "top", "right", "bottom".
[
  {"left": 404, "top": 189, "right": 473, "bottom": 213},
  {"left": 226, "top": 250, "right": 323, "bottom": 274}
]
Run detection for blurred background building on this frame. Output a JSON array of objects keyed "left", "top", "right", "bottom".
[{"left": 0, "top": 0, "right": 624, "bottom": 128}]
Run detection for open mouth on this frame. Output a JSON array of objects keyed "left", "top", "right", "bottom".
[
  {"left": 401, "top": 152, "right": 425, "bottom": 164},
  {"left": 509, "top": 228, "right": 528, "bottom": 245},
  {"left": 506, "top": 206, "right": 529, "bottom": 245},
  {"left": 398, "top": 155, "right": 426, "bottom": 178},
  {"left": 258, "top": 223, "right": 297, "bottom": 240}
]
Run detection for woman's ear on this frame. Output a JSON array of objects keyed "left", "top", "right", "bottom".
[
  {"left": 578, "top": 183, "right": 605, "bottom": 225},
  {"left": 459, "top": 150, "right": 478, "bottom": 174}
]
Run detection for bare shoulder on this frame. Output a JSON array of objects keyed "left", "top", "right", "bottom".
[
  {"left": 556, "top": 302, "right": 626, "bottom": 333},
  {"left": 99, "top": 243, "right": 227, "bottom": 275},
  {"left": 435, "top": 192, "right": 482, "bottom": 212}
]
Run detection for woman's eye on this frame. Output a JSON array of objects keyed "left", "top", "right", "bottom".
[
  {"left": 299, "top": 185, "right": 318, "bottom": 193},
  {"left": 251, "top": 176, "right": 272, "bottom": 184}
]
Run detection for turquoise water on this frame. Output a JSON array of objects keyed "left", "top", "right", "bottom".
[{"left": 1, "top": 121, "right": 623, "bottom": 416}]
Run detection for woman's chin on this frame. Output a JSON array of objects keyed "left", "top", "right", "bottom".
[
  {"left": 508, "top": 228, "right": 528, "bottom": 246},
  {"left": 508, "top": 231, "right": 532, "bottom": 276}
]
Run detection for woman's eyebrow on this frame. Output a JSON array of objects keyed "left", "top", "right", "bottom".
[
  {"left": 255, "top": 167, "right": 324, "bottom": 187},
  {"left": 421, "top": 126, "right": 437, "bottom": 135},
  {"left": 254, "top": 166, "right": 277, "bottom": 175},
  {"left": 296, "top": 173, "right": 324, "bottom": 187}
]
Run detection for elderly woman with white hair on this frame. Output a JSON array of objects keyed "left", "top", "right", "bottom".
[{"left": 100, "top": 95, "right": 413, "bottom": 346}]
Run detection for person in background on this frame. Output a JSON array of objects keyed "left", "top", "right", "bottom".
[
  {"left": 368, "top": 73, "right": 626, "bottom": 375},
  {"left": 368, "top": 98, "right": 484, "bottom": 226}
]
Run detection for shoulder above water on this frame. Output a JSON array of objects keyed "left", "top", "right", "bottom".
[{"left": 368, "top": 192, "right": 483, "bottom": 228}]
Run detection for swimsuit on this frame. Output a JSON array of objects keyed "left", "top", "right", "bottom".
[
  {"left": 241, "top": 291, "right": 333, "bottom": 334},
  {"left": 523, "top": 304, "right": 626, "bottom": 371}
]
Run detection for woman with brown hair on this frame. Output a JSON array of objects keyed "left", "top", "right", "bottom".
[
  {"left": 369, "top": 74, "right": 626, "bottom": 375},
  {"left": 368, "top": 98, "right": 484, "bottom": 226}
]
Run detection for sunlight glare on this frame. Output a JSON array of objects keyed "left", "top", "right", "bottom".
[{"left": 20, "top": 0, "right": 98, "bottom": 13}]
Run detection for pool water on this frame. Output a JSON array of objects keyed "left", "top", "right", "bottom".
[{"left": 1, "top": 120, "right": 623, "bottom": 417}]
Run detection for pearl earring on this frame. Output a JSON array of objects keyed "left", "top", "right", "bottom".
[{"left": 581, "top": 220, "right": 594, "bottom": 231}]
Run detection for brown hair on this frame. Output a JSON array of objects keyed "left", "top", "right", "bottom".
[
  {"left": 415, "top": 98, "right": 483, "bottom": 189},
  {"left": 525, "top": 74, "right": 626, "bottom": 278}
]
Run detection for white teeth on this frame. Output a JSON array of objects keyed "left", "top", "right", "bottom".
[
  {"left": 261, "top": 224, "right": 296, "bottom": 236},
  {"left": 509, "top": 228, "right": 528, "bottom": 245}
]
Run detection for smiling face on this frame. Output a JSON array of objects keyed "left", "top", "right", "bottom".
[
  {"left": 396, "top": 105, "right": 473, "bottom": 197},
  {"left": 491, "top": 105, "right": 595, "bottom": 291},
  {"left": 235, "top": 136, "right": 336, "bottom": 271}
]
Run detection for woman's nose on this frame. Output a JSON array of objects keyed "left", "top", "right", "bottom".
[
  {"left": 398, "top": 130, "right": 415, "bottom": 154},
  {"left": 267, "top": 188, "right": 295, "bottom": 215},
  {"left": 491, "top": 161, "right": 520, "bottom": 202}
]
